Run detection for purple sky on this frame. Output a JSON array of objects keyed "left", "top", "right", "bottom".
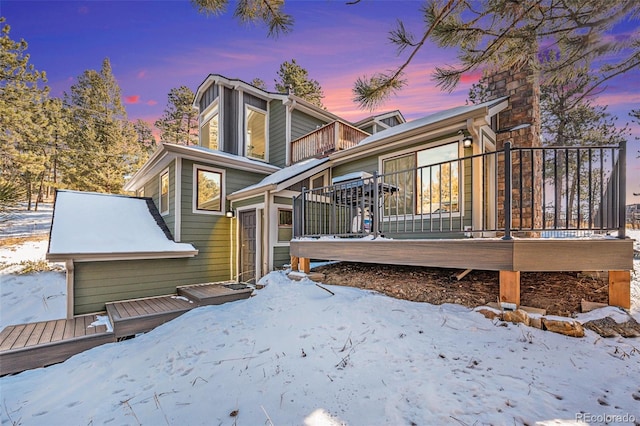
[{"left": 2, "top": 0, "right": 639, "bottom": 199}]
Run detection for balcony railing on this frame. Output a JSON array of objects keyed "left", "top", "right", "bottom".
[
  {"left": 293, "top": 141, "right": 627, "bottom": 240},
  {"left": 291, "top": 121, "right": 369, "bottom": 163}
]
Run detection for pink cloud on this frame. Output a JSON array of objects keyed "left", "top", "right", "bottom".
[
  {"left": 146, "top": 100, "right": 158, "bottom": 106},
  {"left": 124, "top": 95, "right": 140, "bottom": 104},
  {"left": 137, "top": 70, "right": 147, "bottom": 79}
]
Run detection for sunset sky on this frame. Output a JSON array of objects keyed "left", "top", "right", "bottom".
[{"left": 2, "top": 0, "right": 639, "bottom": 198}]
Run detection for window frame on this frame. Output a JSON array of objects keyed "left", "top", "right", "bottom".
[
  {"left": 379, "top": 137, "right": 464, "bottom": 219},
  {"left": 192, "top": 164, "right": 226, "bottom": 215},
  {"left": 244, "top": 104, "right": 268, "bottom": 162},
  {"left": 277, "top": 208, "right": 293, "bottom": 243},
  {"left": 200, "top": 99, "right": 220, "bottom": 150},
  {"left": 159, "top": 168, "right": 170, "bottom": 216}
]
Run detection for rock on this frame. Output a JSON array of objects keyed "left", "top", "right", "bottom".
[
  {"left": 477, "top": 308, "right": 500, "bottom": 320},
  {"left": 542, "top": 318, "right": 585, "bottom": 337},
  {"left": 529, "top": 316, "right": 543, "bottom": 329},
  {"left": 503, "top": 309, "right": 530, "bottom": 326}
]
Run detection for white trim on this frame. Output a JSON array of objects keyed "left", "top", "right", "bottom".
[
  {"left": 192, "top": 164, "right": 226, "bottom": 215},
  {"left": 66, "top": 260, "right": 74, "bottom": 319},
  {"left": 199, "top": 99, "right": 220, "bottom": 150},
  {"left": 237, "top": 89, "right": 244, "bottom": 156},
  {"left": 175, "top": 159, "right": 182, "bottom": 241},
  {"left": 285, "top": 102, "right": 292, "bottom": 166},
  {"left": 48, "top": 250, "right": 199, "bottom": 263},
  {"left": 235, "top": 205, "right": 264, "bottom": 283},
  {"left": 159, "top": 167, "right": 170, "bottom": 216},
  {"left": 274, "top": 189, "right": 299, "bottom": 199},
  {"left": 245, "top": 104, "right": 269, "bottom": 163},
  {"left": 273, "top": 203, "right": 293, "bottom": 247},
  {"left": 218, "top": 85, "right": 225, "bottom": 150},
  {"left": 309, "top": 170, "right": 329, "bottom": 189}
]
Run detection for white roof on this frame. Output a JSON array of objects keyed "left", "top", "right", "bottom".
[
  {"left": 47, "top": 191, "right": 197, "bottom": 261},
  {"left": 229, "top": 157, "right": 330, "bottom": 198},
  {"left": 357, "top": 97, "right": 508, "bottom": 147}
]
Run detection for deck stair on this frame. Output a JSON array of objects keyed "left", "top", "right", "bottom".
[{"left": 1, "top": 282, "right": 253, "bottom": 375}]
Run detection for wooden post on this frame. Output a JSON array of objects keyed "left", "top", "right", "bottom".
[
  {"left": 608, "top": 270, "right": 630, "bottom": 309},
  {"left": 499, "top": 270, "right": 520, "bottom": 306},
  {"left": 300, "top": 257, "right": 311, "bottom": 274},
  {"left": 290, "top": 256, "right": 299, "bottom": 272}
]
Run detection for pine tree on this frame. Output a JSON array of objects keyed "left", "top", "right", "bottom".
[
  {"left": 191, "top": 1, "right": 639, "bottom": 110},
  {"left": 60, "top": 58, "right": 144, "bottom": 194},
  {"left": 0, "top": 18, "right": 50, "bottom": 210},
  {"left": 133, "top": 119, "right": 157, "bottom": 156},
  {"left": 154, "top": 86, "right": 198, "bottom": 145},
  {"left": 250, "top": 77, "right": 267, "bottom": 90},
  {"left": 275, "top": 59, "right": 324, "bottom": 108}
]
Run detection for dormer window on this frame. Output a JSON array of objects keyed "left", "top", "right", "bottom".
[
  {"left": 245, "top": 105, "right": 267, "bottom": 161},
  {"left": 201, "top": 111, "right": 219, "bottom": 150}
]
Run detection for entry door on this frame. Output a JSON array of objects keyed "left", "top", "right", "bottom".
[{"left": 239, "top": 210, "right": 257, "bottom": 284}]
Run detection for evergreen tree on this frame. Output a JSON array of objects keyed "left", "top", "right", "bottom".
[
  {"left": 0, "top": 18, "right": 50, "bottom": 210},
  {"left": 275, "top": 59, "right": 324, "bottom": 108},
  {"left": 60, "top": 58, "right": 144, "bottom": 194},
  {"left": 154, "top": 86, "right": 198, "bottom": 145},
  {"left": 250, "top": 77, "right": 267, "bottom": 90},
  {"left": 133, "top": 119, "right": 157, "bottom": 156},
  {"left": 192, "top": 1, "right": 639, "bottom": 110}
]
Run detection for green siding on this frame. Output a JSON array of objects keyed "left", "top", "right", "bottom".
[
  {"left": 74, "top": 257, "right": 200, "bottom": 314},
  {"left": 291, "top": 110, "right": 327, "bottom": 140},
  {"left": 274, "top": 196, "right": 293, "bottom": 205},
  {"left": 269, "top": 100, "right": 287, "bottom": 167},
  {"left": 231, "top": 195, "right": 265, "bottom": 209},
  {"left": 332, "top": 154, "right": 379, "bottom": 178},
  {"left": 139, "top": 160, "right": 176, "bottom": 237},
  {"left": 273, "top": 246, "right": 290, "bottom": 268}
]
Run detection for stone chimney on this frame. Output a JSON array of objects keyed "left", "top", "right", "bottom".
[{"left": 483, "top": 60, "right": 543, "bottom": 233}]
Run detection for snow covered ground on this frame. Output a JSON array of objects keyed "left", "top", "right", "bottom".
[{"left": 0, "top": 209, "right": 639, "bottom": 425}]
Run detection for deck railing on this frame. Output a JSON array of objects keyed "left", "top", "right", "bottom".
[
  {"left": 291, "top": 121, "right": 369, "bottom": 163},
  {"left": 293, "top": 141, "right": 627, "bottom": 240}
]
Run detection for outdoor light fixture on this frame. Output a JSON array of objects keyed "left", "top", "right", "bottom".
[
  {"left": 458, "top": 130, "right": 473, "bottom": 148},
  {"left": 226, "top": 210, "right": 235, "bottom": 218}
]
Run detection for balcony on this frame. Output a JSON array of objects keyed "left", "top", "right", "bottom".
[{"left": 291, "top": 121, "right": 369, "bottom": 163}]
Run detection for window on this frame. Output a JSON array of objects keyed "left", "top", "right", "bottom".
[
  {"left": 278, "top": 209, "right": 293, "bottom": 242},
  {"left": 246, "top": 106, "right": 266, "bottom": 160},
  {"left": 382, "top": 142, "right": 460, "bottom": 216},
  {"left": 160, "top": 170, "right": 169, "bottom": 215},
  {"left": 416, "top": 143, "right": 459, "bottom": 214},
  {"left": 201, "top": 112, "right": 219, "bottom": 150},
  {"left": 195, "top": 167, "right": 223, "bottom": 212}
]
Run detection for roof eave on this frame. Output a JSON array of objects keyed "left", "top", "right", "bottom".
[{"left": 46, "top": 249, "right": 199, "bottom": 263}]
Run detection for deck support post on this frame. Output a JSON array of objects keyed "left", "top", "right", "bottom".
[
  {"left": 300, "top": 257, "right": 310, "bottom": 274},
  {"left": 290, "top": 256, "right": 299, "bottom": 272},
  {"left": 608, "top": 270, "right": 630, "bottom": 309},
  {"left": 499, "top": 270, "right": 520, "bottom": 306}
]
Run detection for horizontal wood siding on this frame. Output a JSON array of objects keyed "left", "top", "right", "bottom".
[
  {"left": 273, "top": 246, "right": 290, "bottom": 268},
  {"left": 139, "top": 160, "right": 175, "bottom": 236},
  {"left": 269, "top": 100, "right": 287, "bottom": 167},
  {"left": 180, "top": 160, "right": 266, "bottom": 284},
  {"left": 274, "top": 196, "right": 293, "bottom": 205},
  {"left": 291, "top": 110, "right": 327, "bottom": 141},
  {"left": 232, "top": 195, "right": 265, "bottom": 209},
  {"left": 74, "top": 258, "right": 197, "bottom": 314},
  {"left": 332, "top": 154, "right": 379, "bottom": 178}
]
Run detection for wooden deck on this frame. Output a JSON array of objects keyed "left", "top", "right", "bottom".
[
  {"left": 0, "top": 314, "right": 115, "bottom": 376},
  {"left": 1, "top": 282, "right": 254, "bottom": 375}
]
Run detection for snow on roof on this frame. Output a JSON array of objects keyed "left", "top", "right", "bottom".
[
  {"left": 48, "top": 191, "right": 197, "bottom": 259},
  {"left": 356, "top": 97, "right": 508, "bottom": 147},
  {"left": 229, "top": 157, "right": 330, "bottom": 197}
]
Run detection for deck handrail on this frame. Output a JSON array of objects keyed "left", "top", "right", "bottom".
[
  {"left": 291, "top": 121, "right": 369, "bottom": 163},
  {"left": 293, "top": 142, "right": 626, "bottom": 240}
]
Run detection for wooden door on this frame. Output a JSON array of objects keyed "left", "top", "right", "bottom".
[{"left": 239, "top": 210, "right": 257, "bottom": 283}]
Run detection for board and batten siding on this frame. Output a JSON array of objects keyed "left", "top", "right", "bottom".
[{"left": 269, "top": 100, "right": 287, "bottom": 167}]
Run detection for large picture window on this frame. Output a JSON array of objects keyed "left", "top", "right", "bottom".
[
  {"left": 246, "top": 106, "right": 266, "bottom": 161},
  {"left": 382, "top": 142, "right": 460, "bottom": 216},
  {"left": 201, "top": 112, "right": 219, "bottom": 150},
  {"left": 160, "top": 170, "right": 169, "bottom": 215}
]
